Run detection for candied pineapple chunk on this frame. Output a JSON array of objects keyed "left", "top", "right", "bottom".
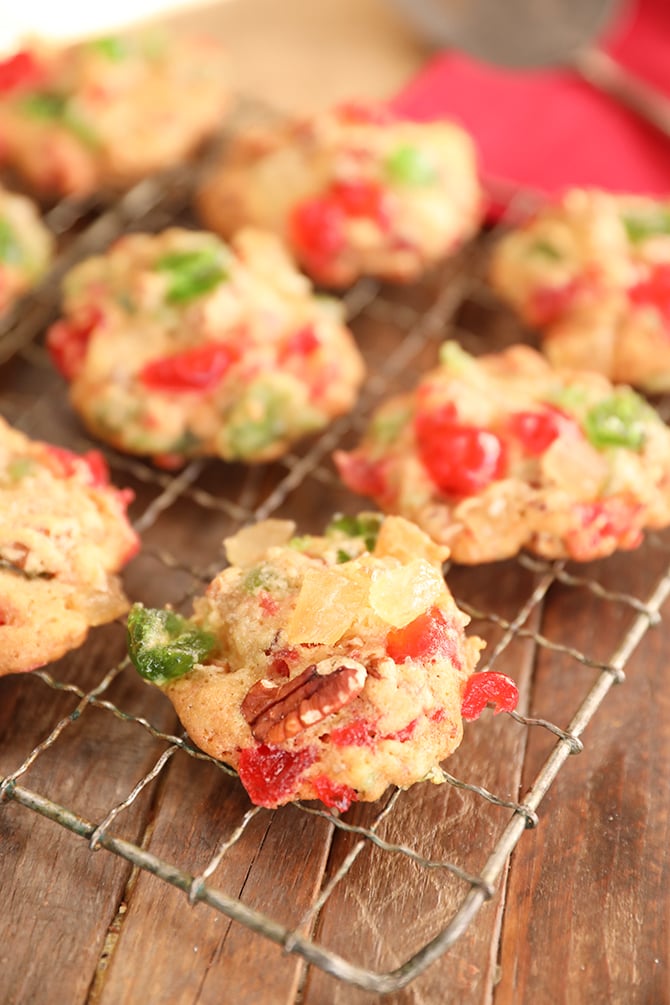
[
  {"left": 369, "top": 558, "right": 445, "bottom": 628},
  {"left": 224, "top": 520, "right": 296, "bottom": 567},
  {"left": 286, "top": 566, "right": 369, "bottom": 644},
  {"left": 374, "top": 515, "right": 449, "bottom": 565}
]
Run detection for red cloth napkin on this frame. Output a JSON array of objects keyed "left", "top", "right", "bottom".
[{"left": 391, "top": 0, "right": 670, "bottom": 207}]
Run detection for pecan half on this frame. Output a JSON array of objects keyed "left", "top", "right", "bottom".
[{"left": 242, "top": 658, "right": 367, "bottom": 744}]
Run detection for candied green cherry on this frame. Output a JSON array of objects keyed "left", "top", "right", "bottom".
[
  {"left": 584, "top": 390, "right": 650, "bottom": 452},
  {"left": 0, "top": 218, "right": 23, "bottom": 265},
  {"left": 155, "top": 247, "right": 228, "bottom": 304},
  {"left": 127, "top": 604, "right": 216, "bottom": 686},
  {"left": 621, "top": 208, "right": 670, "bottom": 243},
  {"left": 88, "top": 36, "right": 131, "bottom": 61},
  {"left": 20, "top": 92, "right": 99, "bottom": 147},
  {"left": 326, "top": 512, "right": 383, "bottom": 552},
  {"left": 385, "top": 144, "right": 438, "bottom": 186}
]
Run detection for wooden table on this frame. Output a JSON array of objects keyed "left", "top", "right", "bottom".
[{"left": 1, "top": 3, "right": 669, "bottom": 1003}]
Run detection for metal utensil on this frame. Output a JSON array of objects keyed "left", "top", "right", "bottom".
[
  {"left": 388, "top": 0, "right": 625, "bottom": 68},
  {"left": 388, "top": 0, "right": 670, "bottom": 141}
]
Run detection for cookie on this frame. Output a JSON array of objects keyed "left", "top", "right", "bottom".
[
  {"left": 47, "top": 227, "right": 365, "bottom": 466},
  {"left": 490, "top": 188, "right": 670, "bottom": 391},
  {"left": 196, "top": 100, "right": 483, "bottom": 287},
  {"left": 0, "top": 31, "right": 228, "bottom": 197},
  {"left": 335, "top": 342, "right": 670, "bottom": 563},
  {"left": 0, "top": 183, "right": 53, "bottom": 316},
  {"left": 0, "top": 417, "right": 139, "bottom": 676},
  {"left": 127, "top": 513, "right": 485, "bottom": 810}
]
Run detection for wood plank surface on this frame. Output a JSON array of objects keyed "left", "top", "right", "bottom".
[
  {"left": 95, "top": 753, "right": 334, "bottom": 1005},
  {"left": 303, "top": 559, "right": 544, "bottom": 1005},
  {"left": 0, "top": 623, "right": 178, "bottom": 1005},
  {"left": 495, "top": 543, "right": 670, "bottom": 1005}
]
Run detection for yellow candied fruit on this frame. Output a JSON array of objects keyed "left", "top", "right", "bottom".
[
  {"left": 369, "top": 558, "right": 445, "bottom": 628},
  {"left": 374, "top": 514, "right": 449, "bottom": 566},
  {"left": 286, "top": 566, "right": 369, "bottom": 644},
  {"left": 224, "top": 519, "right": 296, "bottom": 567}
]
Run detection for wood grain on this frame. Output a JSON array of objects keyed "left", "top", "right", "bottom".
[
  {"left": 0, "top": 625, "right": 178, "bottom": 1005},
  {"left": 495, "top": 543, "right": 670, "bottom": 1005},
  {"left": 95, "top": 752, "right": 333, "bottom": 1005},
  {"left": 303, "top": 560, "right": 545, "bottom": 1004}
]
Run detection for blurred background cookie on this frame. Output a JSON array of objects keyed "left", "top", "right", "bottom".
[
  {"left": 490, "top": 188, "right": 670, "bottom": 391},
  {"left": 336, "top": 341, "right": 670, "bottom": 562},
  {"left": 47, "top": 227, "right": 365, "bottom": 465},
  {"left": 0, "top": 417, "right": 138, "bottom": 676},
  {"left": 0, "top": 29, "right": 229, "bottom": 198},
  {"left": 0, "top": 183, "right": 53, "bottom": 316},
  {"left": 197, "top": 100, "right": 483, "bottom": 287}
]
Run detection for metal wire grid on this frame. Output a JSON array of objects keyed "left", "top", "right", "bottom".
[{"left": 1, "top": 154, "right": 670, "bottom": 997}]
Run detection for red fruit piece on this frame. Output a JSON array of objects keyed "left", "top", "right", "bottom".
[
  {"left": 311, "top": 775, "right": 358, "bottom": 812},
  {"left": 334, "top": 449, "right": 387, "bottom": 499},
  {"left": 47, "top": 307, "right": 104, "bottom": 380},
  {"left": 41, "top": 444, "right": 110, "bottom": 487},
  {"left": 507, "top": 406, "right": 571, "bottom": 456},
  {"left": 279, "top": 324, "right": 321, "bottom": 361},
  {"left": 331, "top": 179, "right": 390, "bottom": 229},
  {"left": 139, "top": 341, "right": 238, "bottom": 392},
  {"left": 258, "top": 591, "right": 280, "bottom": 617},
  {"left": 528, "top": 278, "right": 584, "bottom": 326},
  {"left": 415, "top": 404, "right": 506, "bottom": 497},
  {"left": 237, "top": 744, "right": 316, "bottom": 808},
  {"left": 386, "top": 606, "right": 462, "bottom": 667},
  {"left": 288, "top": 196, "right": 347, "bottom": 269},
  {"left": 335, "top": 101, "right": 397, "bottom": 126},
  {"left": 628, "top": 263, "right": 670, "bottom": 324},
  {"left": 330, "top": 718, "right": 377, "bottom": 748},
  {"left": 383, "top": 717, "right": 419, "bottom": 742},
  {"left": 461, "top": 671, "right": 519, "bottom": 721},
  {"left": 567, "top": 495, "right": 644, "bottom": 560},
  {"left": 0, "top": 51, "right": 45, "bottom": 93}
]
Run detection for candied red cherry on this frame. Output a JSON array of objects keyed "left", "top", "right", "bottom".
[
  {"left": 47, "top": 307, "right": 105, "bottom": 380},
  {"left": 382, "top": 717, "right": 419, "bottom": 743},
  {"left": 386, "top": 606, "right": 462, "bottom": 667},
  {"left": 311, "top": 775, "right": 358, "bottom": 812},
  {"left": 0, "top": 51, "right": 45, "bottom": 93},
  {"left": 335, "top": 101, "right": 397, "bottom": 126},
  {"left": 628, "top": 263, "right": 670, "bottom": 324},
  {"left": 237, "top": 744, "right": 316, "bottom": 808},
  {"left": 461, "top": 671, "right": 519, "bottom": 721},
  {"left": 334, "top": 449, "right": 388, "bottom": 498},
  {"left": 139, "top": 341, "right": 238, "bottom": 392},
  {"left": 279, "top": 324, "right": 321, "bottom": 361},
  {"left": 330, "top": 718, "right": 377, "bottom": 748},
  {"left": 507, "top": 406, "right": 572, "bottom": 456},
  {"left": 567, "top": 495, "right": 644, "bottom": 559},
  {"left": 289, "top": 196, "right": 347, "bottom": 269},
  {"left": 415, "top": 405, "right": 507, "bottom": 497},
  {"left": 41, "top": 444, "right": 109, "bottom": 487},
  {"left": 528, "top": 278, "right": 583, "bottom": 326},
  {"left": 331, "top": 179, "right": 390, "bottom": 228}
]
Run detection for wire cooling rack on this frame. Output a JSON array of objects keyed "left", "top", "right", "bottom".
[{"left": 2, "top": 130, "right": 670, "bottom": 999}]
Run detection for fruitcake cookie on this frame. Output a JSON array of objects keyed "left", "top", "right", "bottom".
[
  {"left": 127, "top": 513, "right": 494, "bottom": 810},
  {"left": 0, "top": 417, "right": 139, "bottom": 676},
  {"left": 196, "top": 100, "right": 483, "bottom": 287},
  {"left": 0, "top": 183, "right": 53, "bottom": 316},
  {"left": 47, "top": 227, "right": 365, "bottom": 466},
  {"left": 335, "top": 342, "right": 670, "bottom": 564},
  {"left": 490, "top": 188, "right": 670, "bottom": 391},
  {"left": 0, "top": 31, "right": 228, "bottom": 198}
]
